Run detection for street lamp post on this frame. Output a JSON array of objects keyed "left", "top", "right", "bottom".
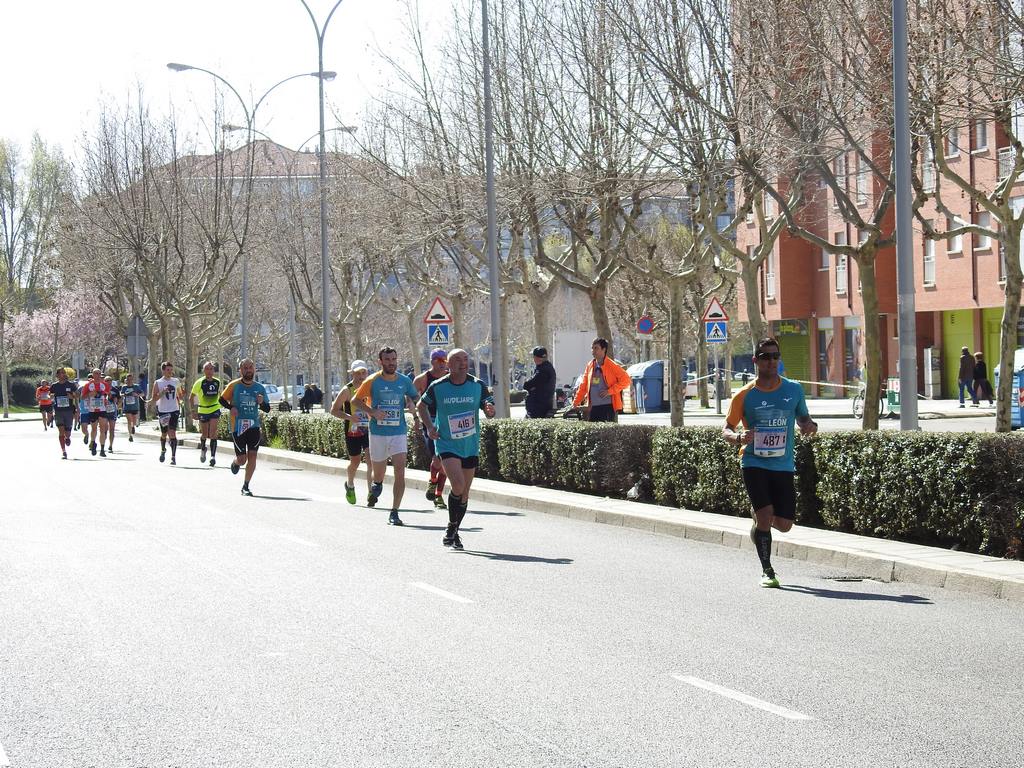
[
  {"left": 481, "top": 0, "right": 508, "bottom": 417},
  {"left": 167, "top": 62, "right": 335, "bottom": 361},
  {"left": 300, "top": 0, "right": 345, "bottom": 396}
]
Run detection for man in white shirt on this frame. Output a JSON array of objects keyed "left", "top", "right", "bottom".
[{"left": 151, "top": 361, "right": 184, "bottom": 465}]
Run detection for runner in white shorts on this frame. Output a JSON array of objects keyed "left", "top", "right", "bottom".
[{"left": 353, "top": 346, "right": 419, "bottom": 526}]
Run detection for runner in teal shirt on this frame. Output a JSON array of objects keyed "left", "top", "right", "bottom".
[{"left": 417, "top": 348, "right": 496, "bottom": 550}]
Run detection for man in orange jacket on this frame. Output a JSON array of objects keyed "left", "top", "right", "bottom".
[{"left": 572, "top": 337, "right": 630, "bottom": 422}]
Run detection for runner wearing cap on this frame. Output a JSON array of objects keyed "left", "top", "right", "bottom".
[
  {"left": 353, "top": 346, "right": 420, "bottom": 526},
  {"left": 414, "top": 348, "right": 450, "bottom": 509},
  {"left": 330, "top": 359, "right": 372, "bottom": 504},
  {"left": 120, "top": 373, "right": 145, "bottom": 442}
]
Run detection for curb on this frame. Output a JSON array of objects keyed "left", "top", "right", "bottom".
[{"left": 132, "top": 428, "right": 1024, "bottom": 603}]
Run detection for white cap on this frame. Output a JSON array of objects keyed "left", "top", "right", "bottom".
[{"left": 349, "top": 359, "right": 368, "bottom": 372}]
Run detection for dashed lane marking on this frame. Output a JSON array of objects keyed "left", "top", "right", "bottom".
[
  {"left": 410, "top": 582, "right": 474, "bottom": 604},
  {"left": 278, "top": 533, "right": 318, "bottom": 548},
  {"left": 672, "top": 675, "right": 813, "bottom": 721}
]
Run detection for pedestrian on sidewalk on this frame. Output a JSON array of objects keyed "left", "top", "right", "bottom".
[
  {"left": 972, "top": 351, "right": 994, "bottom": 406},
  {"left": 523, "top": 346, "right": 556, "bottom": 418},
  {"left": 572, "top": 338, "right": 629, "bottom": 422},
  {"left": 958, "top": 347, "right": 978, "bottom": 407},
  {"left": 723, "top": 337, "right": 817, "bottom": 589}
]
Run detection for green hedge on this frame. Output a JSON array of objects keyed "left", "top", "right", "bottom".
[{"left": 209, "top": 410, "right": 1024, "bottom": 558}]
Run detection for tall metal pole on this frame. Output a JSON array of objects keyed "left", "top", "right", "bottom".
[
  {"left": 318, "top": 38, "right": 331, "bottom": 395},
  {"left": 893, "top": 0, "right": 919, "bottom": 429},
  {"left": 289, "top": 291, "right": 299, "bottom": 408},
  {"left": 240, "top": 255, "right": 249, "bottom": 358},
  {"left": 482, "top": 0, "right": 508, "bottom": 417}
]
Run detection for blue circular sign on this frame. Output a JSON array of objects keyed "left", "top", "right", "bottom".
[{"left": 636, "top": 315, "right": 655, "bottom": 334}]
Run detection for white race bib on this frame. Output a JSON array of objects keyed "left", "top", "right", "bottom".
[
  {"left": 90, "top": 396, "right": 104, "bottom": 411},
  {"left": 447, "top": 410, "right": 476, "bottom": 440},
  {"left": 55, "top": 396, "right": 71, "bottom": 409},
  {"left": 356, "top": 411, "right": 370, "bottom": 428},
  {"left": 124, "top": 395, "right": 137, "bottom": 406},
  {"left": 753, "top": 427, "right": 787, "bottom": 458},
  {"left": 378, "top": 408, "right": 401, "bottom": 427},
  {"left": 159, "top": 413, "right": 172, "bottom": 427},
  {"left": 236, "top": 418, "right": 255, "bottom": 434}
]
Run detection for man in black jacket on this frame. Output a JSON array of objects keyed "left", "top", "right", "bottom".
[{"left": 523, "top": 346, "right": 556, "bottom": 418}]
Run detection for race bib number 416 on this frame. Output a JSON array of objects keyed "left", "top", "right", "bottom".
[{"left": 447, "top": 411, "right": 476, "bottom": 440}]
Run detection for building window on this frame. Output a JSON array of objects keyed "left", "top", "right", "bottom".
[
  {"left": 922, "top": 139, "right": 936, "bottom": 192},
  {"left": 945, "top": 126, "right": 960, "bottom": 158},
  {"left": 835, "top": 231, "right": 847, "bottom": 295},
  {"left": 923, "top": 222, "right": 936, "bottom": 286},
  {"left": 972, "top": 119, "right": 989, "bottom": 152},
  {"left": 763, "top": 192, "right": 775, "bottom": 220},
  {"left": 975, "top": 212, "right": 991, "bottom": 250},
  {"left": 765, "top": 249, "right": 776, "bottom": 299},
  {"left": 858, "top": 228, "right": 869, "bottom": 246},
  {"left": 947, "top": 216, "right": 963, "bottom": 254},
  {"left": 856, "top": 158, "right": 869, "bottom": 205},
  {"left": 833, "top": 154, "right": 847, "bottom": 208},
  {"left": 820, "top": 248, "right": 830, "bottom": 270}
]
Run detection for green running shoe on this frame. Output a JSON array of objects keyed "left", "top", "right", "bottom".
[
  {"left": 345, "top": 483, "right": 356, "bottom": 505},
  {"left": 760, "top": 569, "right": 780, "bottom": 589}
]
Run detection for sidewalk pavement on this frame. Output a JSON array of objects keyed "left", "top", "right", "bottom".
[{"left": 136, "top": 427, "right": 1024, "bottom": 603}]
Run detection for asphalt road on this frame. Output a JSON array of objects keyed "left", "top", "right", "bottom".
[{"left": 2, "top": 420, "right": 1022, "bottom": 767}]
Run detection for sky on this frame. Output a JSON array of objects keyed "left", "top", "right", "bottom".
[{"left": 1, "top": 0, "right": 450, "bottom": 160}]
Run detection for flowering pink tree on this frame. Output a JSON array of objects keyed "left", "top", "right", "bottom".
[{"left": 7, "top": 289, "right": 122, "bottom": 370}]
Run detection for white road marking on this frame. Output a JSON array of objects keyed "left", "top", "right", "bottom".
[
  {"left": 0, "top": 739, "right": 10, "bottom": 766},
  {"left": 278, "top": 533, "right": 318, "bottom": 548},
  {"left": 410, "top": 582, "right": 474, "bottom": 604},
  {"left": 672, "top": 675, "right": 813, "bottom": 721}
]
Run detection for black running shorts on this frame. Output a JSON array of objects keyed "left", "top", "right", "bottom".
[
  {"left": 232, "top": 426, "right": 261, "bottom": 455},
  {"left": 742, "top": 466, "right": 797, "bottom": 520},
  {"left": 345, "top": 432, "right": 369, "bottom": 457},
  {"left": 158, "top": 411, "right": 179, "bottom": 431},
  {"left": 439, "top": 452, "right": 479, "bottom": 469}
]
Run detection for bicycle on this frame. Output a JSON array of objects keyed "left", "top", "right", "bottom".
[{"left": 852, "top": 382, "right": 887, "bottom": 419}]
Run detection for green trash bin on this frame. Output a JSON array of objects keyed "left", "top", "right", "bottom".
[{"left": 886, "top": 376, "right": 901, "bottom": 415}]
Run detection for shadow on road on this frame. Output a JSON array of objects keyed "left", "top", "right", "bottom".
[
  {"left": 780, "top": 585, "right": 932, "bottom": 604},
  {"left": 467, "top": 509, "right": 525, "bottom": 517},
  {"left": 402, "top": 524, "right": 482, "bottom": 533},
  {"left": 248, "top": 494, "right": 313, "bottom": 502},
  {"left": 462, "top": 550, "right": 574, "bottom": 565}
]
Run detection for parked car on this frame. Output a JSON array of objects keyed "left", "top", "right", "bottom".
[{"left": 261, "top": 384, "right": 284, "bottom": 406}]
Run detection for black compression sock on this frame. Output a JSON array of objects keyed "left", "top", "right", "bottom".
[
  {"left": 210, "top": 440, "right": 217, "bottom": 456},
  {"left": 170, "top": 437, "right": 177, "bottom": 458},
  {"left": 753, "top": 529, "right": 773, "bottom": 572},
  {"left": 199, "top": 437, "right": 206, "bottom": 451},
  {"left": 447, "top": 493, "right": 462, "bottom": 526},
  {"left": 160, "top": 437, "right": 166, "bottom": 451}
]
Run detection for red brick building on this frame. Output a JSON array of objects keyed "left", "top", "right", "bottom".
[{"left": 737, "top": 120, "right": 1024, "bottom": 398}]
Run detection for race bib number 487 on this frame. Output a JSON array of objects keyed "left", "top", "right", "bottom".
[{"left": 753, "top": 427, "right": 787, "bottom": 458}]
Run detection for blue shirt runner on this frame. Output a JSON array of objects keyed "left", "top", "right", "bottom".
[{"left": 420, "top": 374, "right": 494, "bottom": 458}]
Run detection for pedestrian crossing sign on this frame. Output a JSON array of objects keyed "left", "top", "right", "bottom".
[
  {"left": 427, "top": 323, "right": 451, "bottom": 346},
  {"left": 705, "top": 320, "right": 728, "bottom": 344}
]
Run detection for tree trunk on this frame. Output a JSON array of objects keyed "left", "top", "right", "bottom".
[
  {"left": 407, "top": 311, "right": 421, "bottom": 370},
  {"left": 740, "top": 265, "right": 765, "bottom": 353},
  {"left": 858, "top": 256, "right": 882, "bottom": 430},
  {"left": 450, "top": 293, "right": 467, "bottom": 349},
  {"left": 996, "top": 228, "right": 1023, "bottom": 433},
  {"left": 697, "top": 332, "right": 710, "bottom": 409},
  {"left": 526, "top": 287, "right": 553, "bottom": 353},
  {"left": 668, "top": 281, "right": 685, "bottom": 427},
  {"left": 588, "top": 284, "right": 614, "bottom": 356},
  {"left": 181, "top": 311, "right": 197, "bottom": 433},
  {"left": 0, "top": 311, "right": 9, "bottom": 419}
]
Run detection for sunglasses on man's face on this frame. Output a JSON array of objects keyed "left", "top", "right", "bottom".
[{"left": 756, "top": 352, "right": 781, "bottom": 361}]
